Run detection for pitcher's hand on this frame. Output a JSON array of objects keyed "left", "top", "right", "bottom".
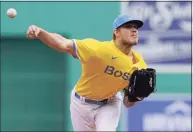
[{"left": 26, "top": 25, "right": 41, "bottom": 39}]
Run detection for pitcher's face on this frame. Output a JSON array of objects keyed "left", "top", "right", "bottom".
[{"left": 114, "top": 23, "right": 139, "bottom": 46}]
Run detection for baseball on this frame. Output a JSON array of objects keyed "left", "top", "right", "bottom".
[{"left": 7, "top": 8, "right": 17, "bottom": 18}]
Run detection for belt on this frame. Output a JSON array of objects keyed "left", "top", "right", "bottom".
[{"left": 75, "top": 92, "right": 108, "bottom": 105}]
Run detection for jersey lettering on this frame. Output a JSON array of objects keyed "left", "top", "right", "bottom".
[
  {"left": 104, "top": 65, "right": 114, "bottom": 75},
  {"left": 104, "top": 65, "right": 130, "bottom": 80}
]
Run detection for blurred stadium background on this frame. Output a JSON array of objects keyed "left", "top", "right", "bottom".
[{"left": 1, "top": 1, "right": 191, "bottom": 131}]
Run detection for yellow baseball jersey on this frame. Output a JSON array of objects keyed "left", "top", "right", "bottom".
[{"left": 72, "top": 38, "right": 147, "bottom": 100}]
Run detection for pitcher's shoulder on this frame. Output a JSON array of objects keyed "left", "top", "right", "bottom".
[
  {"left": 80, "top": 38, "right": 101, "bottom": 43},
  {"left": 99, "top": 40, "right": 115, "bottom": 46},
  {"left": 83, "top": 38, "right": 112, "bottom": 45}
]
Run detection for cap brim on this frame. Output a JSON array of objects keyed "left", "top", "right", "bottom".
[
  {"left": 121, "top": 20, "right": 143, "bottom": 29},
  {"left": 127, "top": 20, "right": 143, "bottom": 28}
]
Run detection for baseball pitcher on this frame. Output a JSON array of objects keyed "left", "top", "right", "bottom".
[{"left": 26, "top": 14, "right": 157, "bottom": 131}]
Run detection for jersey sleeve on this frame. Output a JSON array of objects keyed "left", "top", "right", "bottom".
[{"left": 72, "top": 38, "right": 101, "bottom": 63}]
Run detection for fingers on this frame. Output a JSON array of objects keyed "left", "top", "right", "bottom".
[
  {"left": 29, "top": 26, "right": 34, "bottom": 35},
  {"left": 31, "top": 25, "right": 37, "bottom": 33},
  {"left": 31, "top": 25, "right": 40, "bottom": 37},
  {"left": 26, "top": 25, "right": 34, "bottom": 38},
  {"left": 26, "top": 34, "right": 36, "bottom": 39},
  {"left": 26, "top": 25, "right": 40, "bottom": 39}
]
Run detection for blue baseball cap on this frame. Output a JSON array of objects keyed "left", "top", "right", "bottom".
[{"left": 113, "top": 15, "right": 143, "bottom": 30}]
